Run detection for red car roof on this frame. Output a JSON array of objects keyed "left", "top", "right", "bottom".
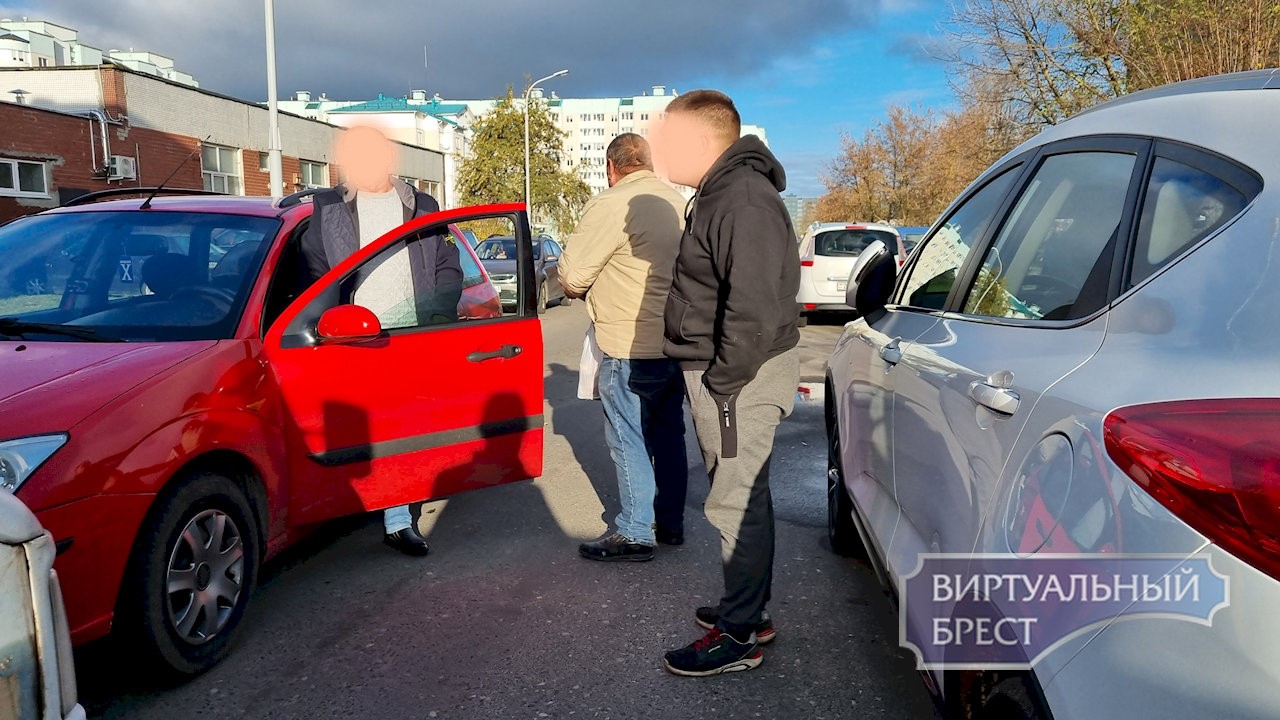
[{"left": 39, "top": 194, "right": 309, "bottom": 219}]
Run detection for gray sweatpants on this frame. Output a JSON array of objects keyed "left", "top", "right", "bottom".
[{"left": 684, "top": 348, "right": 799, "bottom": 635}]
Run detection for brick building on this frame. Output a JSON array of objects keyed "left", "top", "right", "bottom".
[{"left": 0, "top": 64, "right": 445, "bottom": 223}]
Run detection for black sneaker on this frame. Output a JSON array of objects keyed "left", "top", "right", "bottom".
[
  {"left": 663, "top": 628, "right": 762, "bottom": 677},
  {"left": 578, "top": 533, "right": 655, "bottom": 562},
  {"left": 695, "top": 606, "right": 776, "bottom": 644},
  {"left": 655, "top": 526, "right": 684, "bottom": 546}
]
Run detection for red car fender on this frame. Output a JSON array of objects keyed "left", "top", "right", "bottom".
[
  {"left": 38, "top": 493, "right": 158, "bottom": 644},
  {"left": 32, "top": 407, "right": 288, "bottom": 644},
  {"left": 96, "top": 407, "right": 289, "bottom": 532}
]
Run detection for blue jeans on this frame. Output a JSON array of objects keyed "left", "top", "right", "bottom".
[
  {"left": 598, "top": 355, "right": 688, "bottom": 545},
  {"left": 384, "top": 505, "right": 412, "bottom": 534}
]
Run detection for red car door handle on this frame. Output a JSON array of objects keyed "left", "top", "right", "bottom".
[{"left": 468, "top": 345, "right": 522, "bottom": 363}]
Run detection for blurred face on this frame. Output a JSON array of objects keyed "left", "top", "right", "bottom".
[
  {"left": 654, "top": 111, "right": 723, "bottom": 188},
  {"left": 336, "top": 125, "right": 397, "bottom": 193}
]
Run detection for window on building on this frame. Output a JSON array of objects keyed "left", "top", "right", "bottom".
[
  {"left": 423, "top": 180, "right": 441, "bottom": 199},
  {"left": 641, "top": 113, "right": 649, "bottom": 121},
  {"left": 0, "top": 158, "right": 49, "bottom": 197},
  {"left": 299, "top": 160, "right": 327, "bottom": 189},
  {"left": 201, "top": 144, "right": 243, "bottom": 195},
  {"left": 401, "top": 176, "right": 420, "bottom": 190},
  {"left": 258, "top": 152, "right": 269, "bottom": 172}
]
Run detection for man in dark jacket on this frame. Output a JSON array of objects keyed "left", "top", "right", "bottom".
[
  {"left": 655, "top": 90, "right": 801, "bottom": 676},
  {"left": 300, "top": 124, "right": 463, "bottom": 556}
]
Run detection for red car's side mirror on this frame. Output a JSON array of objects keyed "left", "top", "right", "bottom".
[{"left": 316, "top": 304, "right": 382, "bottom": 344}]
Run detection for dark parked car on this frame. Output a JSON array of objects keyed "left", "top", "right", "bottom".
[{"left": 475, "top": 235, "right": 566, "bottom": 313}]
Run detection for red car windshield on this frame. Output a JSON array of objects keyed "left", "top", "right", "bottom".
[{"left": 0, "top": 211, "right": 279, "bottom": 342}]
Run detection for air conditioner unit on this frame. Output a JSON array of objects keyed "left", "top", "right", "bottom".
[{"left": 108, "top": 155, "right": 136, "bottom": 180}]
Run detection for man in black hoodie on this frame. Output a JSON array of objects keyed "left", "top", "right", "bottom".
[{"left": 655, "top": 90, "right": 801, "bottom": 676}]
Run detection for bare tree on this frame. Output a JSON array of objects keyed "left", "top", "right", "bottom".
[
  {"left": 1125, "top": 0, "right": 1280, "bottom": 89},
  {"left": 814, "top": 0, "right": 1280, "bottom": 233},
  {"left": 946, "top": 0, "right": 1130, "bottom": 127}
]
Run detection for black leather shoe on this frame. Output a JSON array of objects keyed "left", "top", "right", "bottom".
[
  {"left": 383, "top": 527, "right": 430, "bottom": 557},
  {"left": 655, "top": 526, "right": 685, "bottom": 546},
  {"left": 579, "top": 533, "right": 655, "bottom": 562}
]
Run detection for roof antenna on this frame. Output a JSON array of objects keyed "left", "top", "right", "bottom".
[{"left": 140, "top": 134, "right": 211, "bottom": 209}]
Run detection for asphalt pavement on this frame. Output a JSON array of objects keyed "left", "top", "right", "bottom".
[{"left": 77, "top": 303, "right": 936, "bottom": 720}]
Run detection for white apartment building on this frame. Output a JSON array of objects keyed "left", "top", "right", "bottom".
[
  {"left": 0, "top": 18, "right": 197, "bottom": 86},
  {"left": 277, "top": 85, "right": 768, "bottom": 198},
  {"left": 278, "top": 90, "right": 473, "bottom": 207},
  {"left": 452, "top": 85, "right": 769, "bottom": 196}
]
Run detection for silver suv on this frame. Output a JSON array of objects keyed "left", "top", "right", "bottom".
[{"left": 827, "top": 70, "right": 1280, "bottom": 719}]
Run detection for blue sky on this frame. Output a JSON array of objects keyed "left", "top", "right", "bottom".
[{"left": 691, "top": 0, "right": 954, "bottom": 196}]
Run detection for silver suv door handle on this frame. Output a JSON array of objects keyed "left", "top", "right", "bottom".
[
  {"left": 969, "top": 380, "right": 1020, "bottom": 415},
  {"left": 879, "top": 337, "right": 902, "bottom": 365}
]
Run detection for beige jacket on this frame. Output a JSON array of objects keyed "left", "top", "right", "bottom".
[{"left": 559, "top": 170, "right": 687, "bottom": 359}]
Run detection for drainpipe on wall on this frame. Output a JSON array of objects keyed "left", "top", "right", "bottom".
[{"left": 84, "top": 110, "right": 110, "bottom": 175}]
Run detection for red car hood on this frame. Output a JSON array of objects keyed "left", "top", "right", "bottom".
[{"left": 0, "top": 341, "right": 217, "bottom": 436}]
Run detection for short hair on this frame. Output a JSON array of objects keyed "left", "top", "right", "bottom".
[
  {"left": 606, "top": 133, "right": 652, "bottom": 173},
  {"left": 665, "top": 90, "right": 741, "bottom": 144}
]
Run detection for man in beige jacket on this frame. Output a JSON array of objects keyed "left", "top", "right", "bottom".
[{"left": 561, "top": 133, "right": 689, "bottom": 562}]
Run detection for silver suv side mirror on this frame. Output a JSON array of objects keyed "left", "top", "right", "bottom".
[{"left": 845, "top": 239, "right": 897, "bottom": 317}]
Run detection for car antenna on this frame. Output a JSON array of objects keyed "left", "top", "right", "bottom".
[{"left": 140, "top": 135, "right": 211, "bottom": 210}]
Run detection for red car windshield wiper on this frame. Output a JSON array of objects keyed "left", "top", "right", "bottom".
[{"left": 0, "top": 318, "right": 120, "bottom": 343}]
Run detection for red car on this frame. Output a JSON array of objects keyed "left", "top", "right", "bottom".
[{"left": 0, "top": 190, "right": 545, "bottom": 676}]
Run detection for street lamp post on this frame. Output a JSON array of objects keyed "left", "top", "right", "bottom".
[
  {"left": 264, "top": 0, "right": 284, "bottom": 198},
  {"left": 523, "top": 69, "right": 568, "bottom": 226}
]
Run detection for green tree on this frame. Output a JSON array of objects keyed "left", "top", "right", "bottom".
[{"left": 454, "top": 87, "right": 591, "bottom": 236}]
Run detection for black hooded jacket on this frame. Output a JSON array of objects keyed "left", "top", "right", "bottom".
[{"left": 663, "top": 136, "right": 801, "bottom": 397}]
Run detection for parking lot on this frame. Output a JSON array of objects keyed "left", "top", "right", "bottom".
[{"left": 76, "top": 303, "right": 935, "bottom": 719}]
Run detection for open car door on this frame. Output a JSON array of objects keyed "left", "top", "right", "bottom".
[{"left": 263, "top": 203, "right": 544, "bottom": 527}]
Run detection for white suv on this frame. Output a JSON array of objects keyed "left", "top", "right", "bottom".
[{"left": 797, "top": 222, "right": 904, "bottom": 321}]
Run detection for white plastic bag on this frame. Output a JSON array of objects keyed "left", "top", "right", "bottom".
[{"left": 578, "top": 324, "right": 603, "bottom": 400}]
